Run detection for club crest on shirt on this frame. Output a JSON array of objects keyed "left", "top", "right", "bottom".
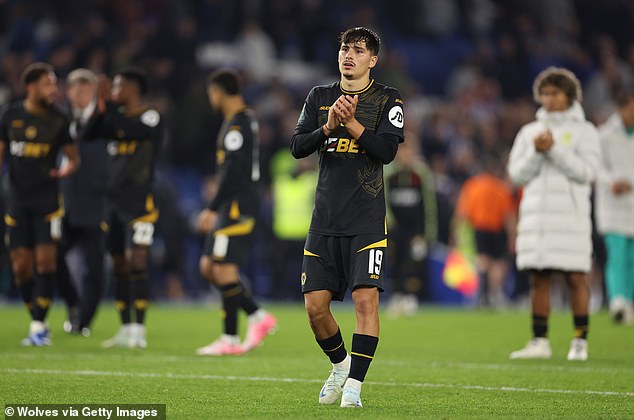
[{"left": 25, "top": 126, "right": 38, "bottom": 139}]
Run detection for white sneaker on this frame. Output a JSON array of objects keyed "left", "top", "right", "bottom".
[
  {"left": 610, "top": 297, "right": 633, "bottom": 325},
  {"left": 567, "top": 338, "right": 588, "bottom": 361},
  {"left": 22, "top": 321, "right": 51, "bottom": 346},
  {"left": 318, "top": 355, "right": 350, "bottom": 404},
  {"left": 509, "top": 338, "right": 552, "bottom": 359},
  {"left": 340, "top": 379, "right": 363, "bottom": 408},
  {"left": 129, "top": 323, "right": 147, "bottom": 349},
  {"left": 196, "top": 335, "right": 244, "bottom": 356},
  {"left": 101, "top": 324, "right": 132, "bottom": 348}
]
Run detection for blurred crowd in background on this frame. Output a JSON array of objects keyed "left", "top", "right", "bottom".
[{"left": 0, "top": 0, "right": 633, "bottom": 305}]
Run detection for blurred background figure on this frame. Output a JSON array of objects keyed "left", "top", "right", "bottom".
[
  {"left": 507, "top": 67, "right": 600, "bottom": 362},
  {"left": 85, "top": 69, "right": 164, "bottom": 350},
  {"left": 595, "top": 87, "right": 634, "bottom": 325},
  {"left": 385, "top": 132, "right": 437, "bottom": 317},
  {"left": 0, "top": 62, "right": 79, "bottom": 346},
  {"left": 58, "top": 68, "right": 108, "bottom": 337},
  {"left": 269, "top": 150, "right": 317, "bottom": 301},
  {"left": 454, "top": 153, "right": 516, "bottom": 308}
]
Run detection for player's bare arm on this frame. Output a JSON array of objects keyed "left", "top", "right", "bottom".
[{"left": 196, "top": 209, "right": 217, "bottom": 234}]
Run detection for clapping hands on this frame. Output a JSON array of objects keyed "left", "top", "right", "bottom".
[
  {"left": 534, "top": 129, "right": 554, "bottom": 153},
  {"left": 323, "top": 95, "right": 359, "bottom": 135}
]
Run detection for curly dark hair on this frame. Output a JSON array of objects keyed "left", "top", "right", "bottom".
[{"left": 532, "top": 67, "right": 582, "bottom": 105}]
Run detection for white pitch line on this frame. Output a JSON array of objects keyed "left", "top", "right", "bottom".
[
  {"left": 381, "top": 360, "right": 634, "bottom": 375},
  {"left": 5, "top": 352, "right": 634, "bottom": 375},
  {"left": 3, "top": 368, "right": 633, "bottom": 398}
]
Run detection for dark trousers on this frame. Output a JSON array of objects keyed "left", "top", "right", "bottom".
[
  {"left": 390, "top": 232, "right": 430, "bottom": 301},
  {"left": 58, "top": 222, "right": 105, "bottom": 329}
]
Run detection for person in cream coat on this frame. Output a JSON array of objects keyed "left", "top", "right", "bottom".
[
  {"left": 507, "top": 67, "right": 600, "bottom": 361},
  {"left": 595, "top": 88, "right": 634, "bottom": 325}
]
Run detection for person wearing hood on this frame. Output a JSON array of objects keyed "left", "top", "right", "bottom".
[
  {"left": 595, "top": 87, "right": 634, "bottom": 325},
  {"left": 507, "top": 67, "right": 600, "bottom": 361}
]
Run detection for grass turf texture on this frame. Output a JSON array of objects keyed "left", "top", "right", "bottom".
[{"left": 1, "top": 303, "right": 633, "bottom": 418}]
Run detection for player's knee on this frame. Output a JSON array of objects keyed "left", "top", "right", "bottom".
[
  {"left": 352, "top": 288, "right": 379, "bottom": 315},
  {"left": 128, "top": 247, "right": 148, "bottom": 272},
  {"left": 112, "top": 256, "right": 128, "bottom": 275},
  {"left": 305, "top": 298, "right": 330, "bottom": 324},
  {"left": 566, "top": 274, "right": 588, "bottom": 291},
  {"left": 212, "top": 264, "right": 238, "bottom": 283},
  {"left": 34, "top": 253, "right": 56, "bottom": 273},
  {"left": 12, "top": 260, "right": 32, "bottom": 282}
]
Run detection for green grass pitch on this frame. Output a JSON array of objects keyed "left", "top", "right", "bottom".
[{"left": 1, "top": 302, "right": 633, "bottom": 418}]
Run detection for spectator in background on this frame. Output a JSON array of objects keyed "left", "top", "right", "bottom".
[
  {"left": 454, "top": 153, "right": 515, "bottom": 308},
  {"left": 58, "top": 68, "right": 108, "bottom": 336},
  {"left": 595, "top": 88, "right": 634, "bottom": 325},
  {"left": 385, "top": 132, "right": 437, "bottom": 316},
  {"left": 508, "top": 67, "right": 600, "bottom": 361},
  {"left": 269, "top": 150, "right": 317, "bottom": 300}
]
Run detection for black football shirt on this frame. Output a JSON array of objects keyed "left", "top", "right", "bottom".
[
  {"left": 210, "top": 109, "right": 260, "bottom": 218},
  {"left": 86, "top": 103, "right": 162, "bottom": 206},
  {"left": 293, "top": 79, "right": 404, "bottom": 236},
  {"left": 0, "top": 102, "right": 72, "bottom": 209}
]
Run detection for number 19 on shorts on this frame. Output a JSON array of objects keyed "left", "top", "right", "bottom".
[{"left": 368, "top": 249, "right": 384, "bottom": 277}]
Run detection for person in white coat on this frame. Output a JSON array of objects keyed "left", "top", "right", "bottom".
[
  {"left": 507, "top": 67, "right": 601, "bottom": 361},
  {"left": 595, "top": 88, "right": 634, "bottom": 325}
]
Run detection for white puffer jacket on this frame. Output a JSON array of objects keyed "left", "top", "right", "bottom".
[
  {"left": 595, "top": 113, "right": 634, "bottom": 236},
  {"left": 508, "top": 102, "right": 600, "bottom": 272}
]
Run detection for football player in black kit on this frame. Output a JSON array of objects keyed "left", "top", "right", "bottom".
[
  {"left": 291, "top": 27, "right": 404, "bottom": 408},
  {"left": 196, "top": 69, "right": 276, "bottom": 356},
  {"left": 84, "top": 68, "right": 162, "bottom": 349},
  {"left": 0, "top": 62, "right": 79, "bottom": 346}
]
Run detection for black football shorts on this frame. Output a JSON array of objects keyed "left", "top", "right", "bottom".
[{"left": 301, "top": 232, "right": 386, "bottom": 301}]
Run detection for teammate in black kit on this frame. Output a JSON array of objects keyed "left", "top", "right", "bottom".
[
  {"left": 85, "top": 68, "right": 162, "bottom": 349},
  {"left": 196, "top": 69, "right": 276, "bottom": 356},
  {"left": 0, "top": 62, "right": 79, "bottom": 346},
  {"left": 291, "top": 27, "right": 404, "bottom": 408}
]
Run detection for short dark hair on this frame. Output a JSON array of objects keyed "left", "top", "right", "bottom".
[
  {"left": 533, "top": 67, "right": 582, "bottom": 105},
  {"left": 21, "top": 62, "right": 54, "bottom": 87},
  {"left": 339, "top": 27, "right": 381, "bottom": 56},
  {"left": 207, "top": 69, "right": 241, "bottom": 95},
  {"left": 116, "top": 67, "right": 148, "bottom": 95}
]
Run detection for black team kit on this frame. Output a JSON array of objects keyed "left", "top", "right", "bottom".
[
  {"left": 203, "top": 109, "right": 262, "bottom": 337},
  {"left": 86, "top": 102, "right": 162, "bottom": 347},
  {"left": 0, "top": 102, "right": 71, "bottom": 343},
  {"left": 291, "top": 78, "right": 404, "bottom": 396}
]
